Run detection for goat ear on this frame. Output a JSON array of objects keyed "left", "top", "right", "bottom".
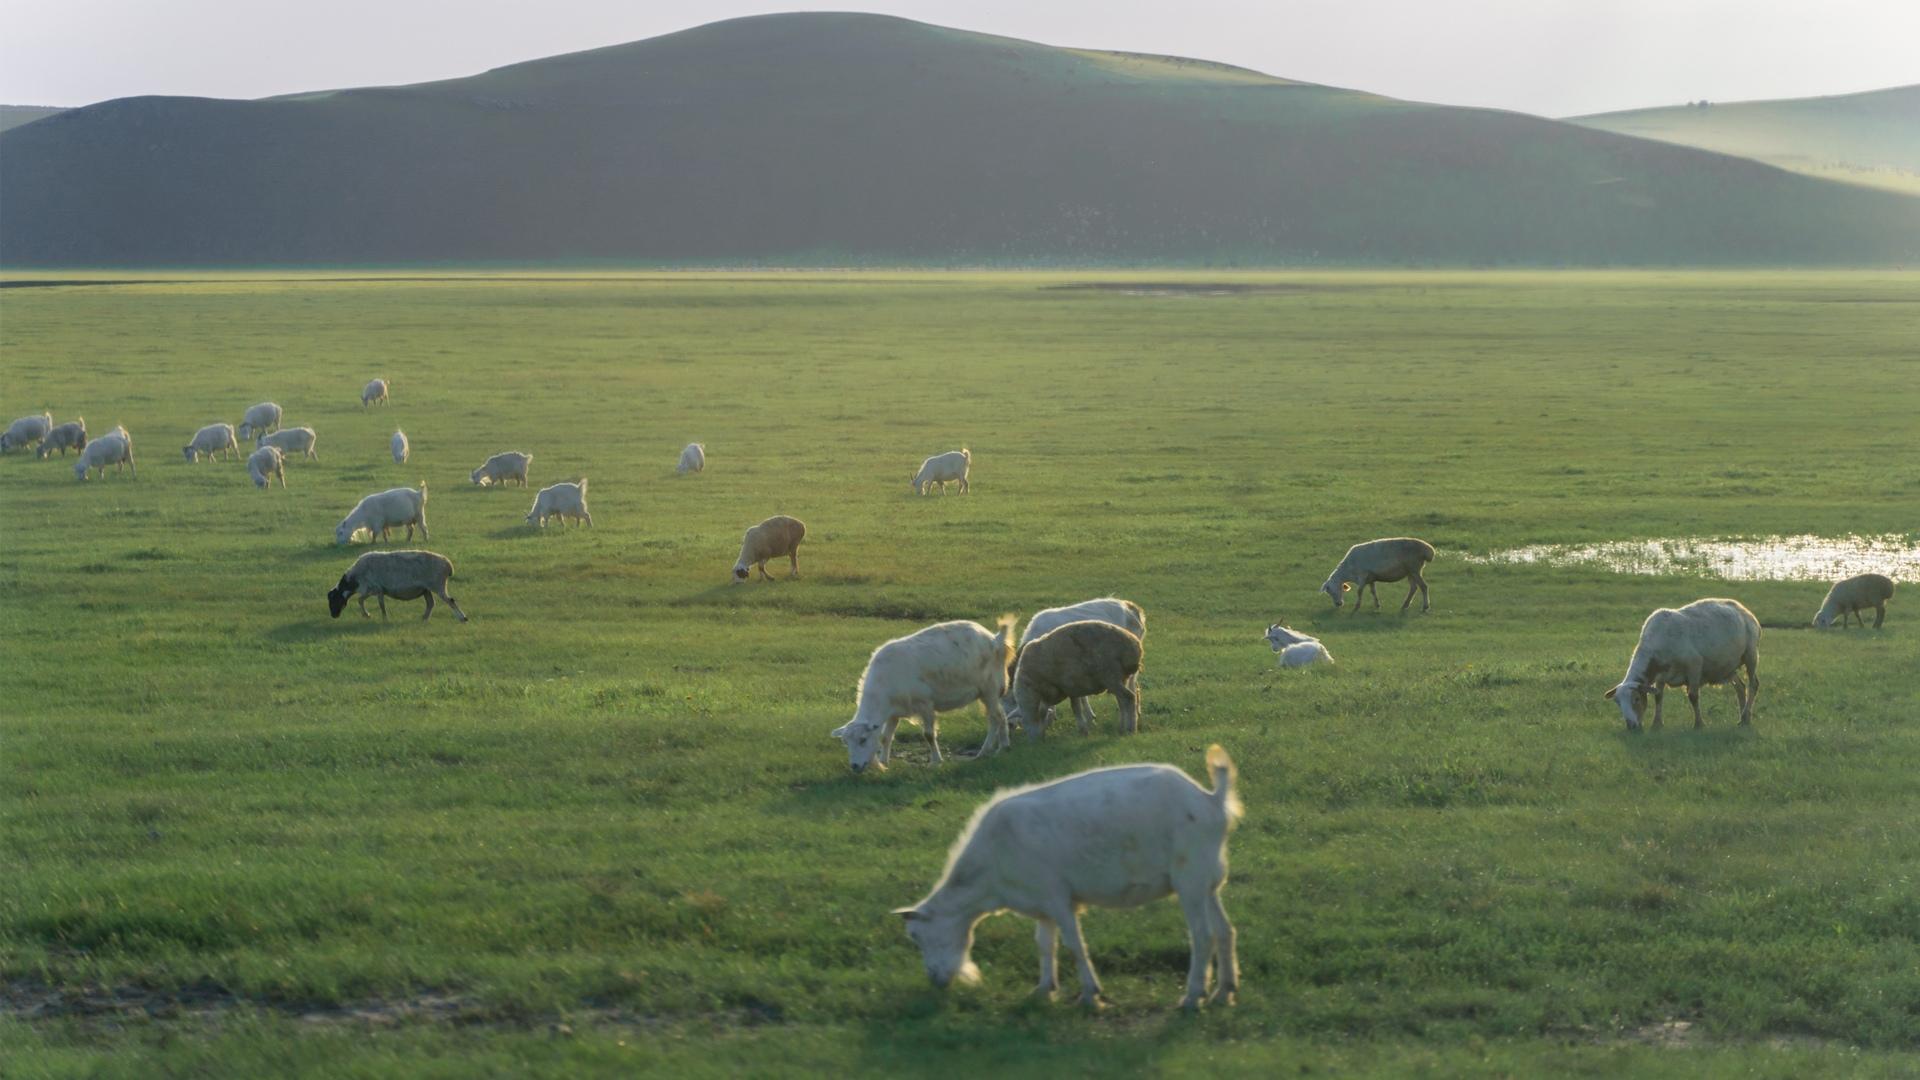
[
  {"left": 830, "top": 723, "right": 850, "bottom": 739},
  {"left": 892, "top": 907, "right": 923, "bottom": 921},
  {"left": 1603, "top": 686, "right": 1619, "bottom": 700}
]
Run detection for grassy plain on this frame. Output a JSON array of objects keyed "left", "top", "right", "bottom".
[{"left": 2, "top": 271, "right": 1918, "bottom": 1076}]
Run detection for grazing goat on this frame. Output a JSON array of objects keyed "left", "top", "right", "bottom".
[
  {"left": 183, "top": 423, "right": 239, "bottom": 463},
  {"left": 913, "top": 448, "right": 971, "bottom": 494},
  {"left": 896, "top": 745, "right": 1242, "bottom": 1010},
  {"left": 1605, "top": 598, "right": 1759, "bottom": 731},
  {"left": 336, "top": 484, "right": 429, "bottom": 545},
  {"left": 35, "top": 419, "right": 87, "bottom": 459},
  {"left": 677, "top": 443, "right": 705, "bottom": 474},
  {"left": 470, "top": 451, "right": 531, "bottom": 488},
  {"left": 1, "top": 412, "right": 52, "bottom": 453},
  {"left": 247, "top": 444, "right": 286, "bottom": 489},
  {"left": 1004, "top": 598, "right": 1146, "bottom": 730},
  {"left": 391, "top": 430, "right": 409, "bottom": 465},
  {"left": 257, "top": 427, "right": 318, "bottom": 461},
  {"left": 526, "top": 479, "right": 592, "bottom": 528},
  {"left": 362, "top": 379, "right": 389, "bottom": 407},
  {"left": 236, "top": 402, "right": 281, "bottom": 442},
  {"left": 830, "top": 618, "right": 1016, "bottom": 771},
  {"left": 73, "top": 430, "right": 134, "bottom": 480}
]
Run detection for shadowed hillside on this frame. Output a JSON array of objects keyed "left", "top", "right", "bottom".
[
  {"left": 3, "top": 13, "right": 1917, "bottom": 266},
  {"left": 1573, "top": 85, "right": 1920, "bottom": 195}
]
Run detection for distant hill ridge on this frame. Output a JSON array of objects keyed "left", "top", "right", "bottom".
[
  {"left": 1572, "top": 84, "right": 1920, "bottom": 196},
  {"left": 3, "top": 13, "right": 1916, "bottom": 266}
]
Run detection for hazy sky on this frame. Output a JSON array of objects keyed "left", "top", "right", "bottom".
[{"left": 3, "top": 0, "right": 1915, "bottom": 117}]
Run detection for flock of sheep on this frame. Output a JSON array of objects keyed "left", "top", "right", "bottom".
[{"left": 3, "top": 387, "right": 1902, "bottom": 1012}]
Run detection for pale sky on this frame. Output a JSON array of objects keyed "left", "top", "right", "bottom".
[{"left": 2, "top": 0, "right": 1914, "bottom": 118}]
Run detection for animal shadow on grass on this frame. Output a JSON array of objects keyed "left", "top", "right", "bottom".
[
  {"left": 263, "top": 617, "right": 392, "bottom": 643},
  {"left": 773, "top": 732, "right": 1107, "bottom": 818}
]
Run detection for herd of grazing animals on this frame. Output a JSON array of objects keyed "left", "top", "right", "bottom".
[{"left": 1, "top": 384, "right": 1904, "bottom": 1012}]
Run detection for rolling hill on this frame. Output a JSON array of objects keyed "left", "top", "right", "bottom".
[
  {"left": 1572, "top": 85, "right": 1920, "bottom": 195},
  {"left": 3, "top": 13, "right": 1917, "bottom": 266},
  {"left": 0, "top": 105, "right": 66, "bottom": 133}
]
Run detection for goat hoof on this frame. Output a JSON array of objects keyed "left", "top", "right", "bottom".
[{"left": 1209, "top": 990, "right": 1237, "bottom": 1007}]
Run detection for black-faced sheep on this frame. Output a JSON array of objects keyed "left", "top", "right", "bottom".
[{"left": 327, "top": 550, "right": 466, "bottom": 622}]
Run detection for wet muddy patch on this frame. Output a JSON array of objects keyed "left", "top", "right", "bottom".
[{"left": 1469, "top": 534, "right": 1919, "bottom": 582}]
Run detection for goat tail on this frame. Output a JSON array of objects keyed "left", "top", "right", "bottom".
[
  {"left": 1206, "top": 745, "right": 1243, "bottom": 826},
  {"left": 993, "top": 613, "right": 1017, "bottom": 676}
]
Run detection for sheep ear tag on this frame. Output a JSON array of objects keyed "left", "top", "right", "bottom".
[{"left": 1341, "top": 582, "right": 1352, "bottom": 592}]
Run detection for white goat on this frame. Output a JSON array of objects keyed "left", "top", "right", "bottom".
[
  {"left": 677, "top": 442, "right": 705, "bottom": 474},
  {"left": 470, "top": 451, "right": 531, "bottom": 487},
  {"left": 327, "top": 550, "right": 466, "bottom": 622},
  {"left": 830, "top": 618, "right": 1016, "bottom": 771},
  {"left": 526, "top": 479, "right": 591, "bottom": 528},
  {"left": 391, "top": 430, "right": 409, "bottom": 464},
  {"left": 247, "top": 444, "right": 286, "bottom": 489},
  {"left": 1004, "top": 598, "right": 1146, "bottom": 730},
  {"left": 895, "top": 745, "right": 1242, "bottom": 1010},
  {"left": 335, "top": 484, "right": 429, "bottom": 545},
  {"left": 236, "top": 402, "right": 281, "bottom": 441},
  {"left": 257, "top": 427, "right": 318, "bottom": 461},
  {"left": 182, "top": 423, "right": 239, "bottom": 463},
  {"left": 73, "top": 430, "right": 134, "bottom": 480},
  {"left": 913, "top": 448, "right": 971, "bottom": 494},
  {"left": 1606, "top": 598, "right": 1760, "bottom": 731},
  {"left": 1264, "top": 624, "right": 1334, "bottom": 667},
  {"left": 362, "top": 379, "right": 389, "bottom": 407},
  {"left": 1321, "top": 537, "right": 1436, "bottom": 614},
  {"left": 1, "top": 411, "right": 52, "bottom": 453}
]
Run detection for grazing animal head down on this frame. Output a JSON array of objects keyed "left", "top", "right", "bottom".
[
  {"left": 894, "top": 906, "right": 980, "bottom": 989},
  {"left": 1603, "top": 682, "right": 1648, "bottom": 731},
  {"left": 733, "top": 565, "right": 750, "bottom": 581},
  {"left": 326, "top": 576, "right": 355, "bottom": 618},
  {"left": 335, "top": 520, "right": 355, "bottom": 545},
  {"left": 830, "top": 720, "right": 882, "bottom": 773},
  {"left": 1322, "top": 577, "right": 1350, "bottom": 607}
]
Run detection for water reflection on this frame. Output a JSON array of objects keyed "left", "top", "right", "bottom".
[{"left": 1469, "top": 534, "right": 1917, "bottom": 582}]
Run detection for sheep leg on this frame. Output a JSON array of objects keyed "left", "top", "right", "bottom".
[
  {"left": 1686, "top": 681, "right": 1703, "bottom": 729},
  {"left": 1033, "top": 920, "right": 1060, "bottom": 999},
  {"left": 1873, "top": 603, "right": 1885, "bottom": 629},
  {"left": 1741, "top": 650, "right": 1758, "bottom": 725},
  {"left": 757, "top": 560, "right": 774, "bottom": 582},
  {"left": 582, "top": 511, "right": 592, "bottom": 528},
  {"left": 916, "top": 704, "right": 942, "bottom": 765},
  {"left": 1369, "top": 581, "right": 1381, "bottom": 610},
  {"left": 960, "top": 475, "right": 969, "bottom": 494},
  {"left": 979, "top": 692, "right": 1011, "bottom": 756},
  {"left": 378, "top": 596, "right": 389, "bottom": 621},
  {"left": 788, "top": 550, "right": 800, "bottom": 579},
  {"left": 1070, "top": 696, "right": 1096, "bottom": 735},
  {"left": 1113, "top": 680, "right": 1140, "bottom": 735},
  {"left": 1177, "top": 888, "right": 1216, "bottom": 1010},
  {"left": 422, "top": 593, "right": 435, "bottom": 621},
  {"left": 1651, "top": 686, "right": 1664, "bottom": 728},
  {"left": 1048, "top": 904, "right": 1106, "bottom": 1008},
  {"left": 357, "top": 596, "right": 372, "bottom": 619},
  {"left": 1400, "top": 579, "right": 1419, "bottom": 612}
]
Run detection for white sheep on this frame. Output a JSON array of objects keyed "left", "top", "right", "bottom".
[
  {"left": 362, "top": 379, "right": 389, "bottom": 407},
  {"left": 1004, "top": 598, "right": 1146, "bottom": 731},
  {"left": 391, "top": 430, "right": 409, "bottom": 464},
  {"left": 1, "top": 411, "right": 52, "bottom": 453},
  {"left": 1321, "top": 537, "right": 1436, "bottom": 614},
  {"left": 830, "top": 617, "right": 1016, "bottom": 771},
  {"left": 732, "top": 515, "right": 805, "bottom": 582},
  {"left": 236, "top": 402, "right": 281, "bottom": 442},
  {"left": 470, "top": 451, "right": 532, "bottom": 488},
  {"left": 327, "top": 549, "right": 466, "bottom": 622},
  {"left": 913, "top": 448, "right": 971, "bottom": 494},
  {"left": 1264, "top": 624, "right": 1334, "bottom": 667},
  {"left": 257, "top": 427, "right": 318, "bottom": 461},
  {"left": 1605, "top": 598, "right": 1760, "bottom": 731},
  {"left": 895, "top": 745, "right": 1242, "bottom": 1010},
  {"left": 677, "top": 442, "right": 705, "bottom": 474},
  {"left": 247, "top": 444, "right": 286, "bottom": 489},
  {"left": 1813, "top": 573, "right": 1895, "bottom": 629},
  {"left": 335, "top": 483, "right": 429, "bottom": 545},
  {"left": 182, "top": 422, "right": 239, "bottom": 463},
  {"left": 73, "top": 429, "right": 134, "bottom": 481},
  {"left": 1010, "top": 620, "right": 1144, "bottom": 740},
  {"left": 526, "top": 479, "right": 591, "bottom": 528},
  {"left": 35, "top": 419, "right": 87, "bottom": 459}
]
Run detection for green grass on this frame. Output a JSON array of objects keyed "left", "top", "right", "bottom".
[{"left": 2, "top": 271, "right": 1918, "bottom": 1076}]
